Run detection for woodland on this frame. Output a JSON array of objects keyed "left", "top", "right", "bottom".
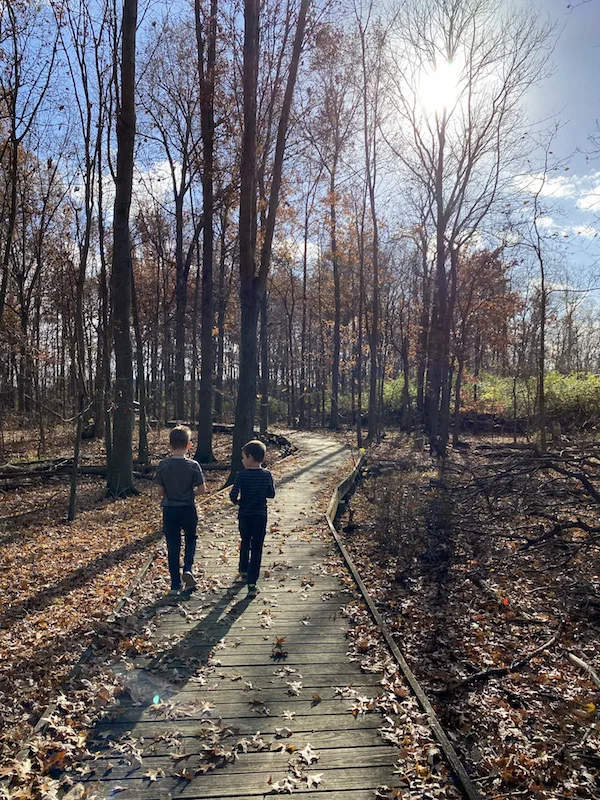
[{"left": 1, "top": 0, "right": 600, "bottom": 796}]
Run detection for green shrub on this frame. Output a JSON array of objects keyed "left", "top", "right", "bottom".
[{"left": 468, "top": 371, "right": 600, "bottom": 428}]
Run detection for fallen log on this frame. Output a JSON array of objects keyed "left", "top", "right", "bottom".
[
  {"left": 566, "top": 651, "right": 600, "bottom": 689},
  {"left": 166, "top": 421, "right": 295, "bottom": 450},
  {"left": 440, "top": 628, "right": 561, "bottom": 693},
  {"left": 0, "top": 461, "right": 231, "bottom": 485}
]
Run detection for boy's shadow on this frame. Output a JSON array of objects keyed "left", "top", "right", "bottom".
[{"left": 99, "top": 583, "right": 254, "bottom": 731}]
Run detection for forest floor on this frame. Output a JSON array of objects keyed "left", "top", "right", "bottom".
[
  {"left": 1, "top": 424, "right": 599, "bottom": 800},
  {"left": 341, "top": 430, "right": 600, "bottom": 799}
]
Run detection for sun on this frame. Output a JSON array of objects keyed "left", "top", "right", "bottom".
[{"left": 418, "top": 57, "right": 464, "bottom": 118}]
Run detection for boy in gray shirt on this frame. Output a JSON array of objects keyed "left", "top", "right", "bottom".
[{"left": 154, "top": 426, "right": 205, "bottom": 594}]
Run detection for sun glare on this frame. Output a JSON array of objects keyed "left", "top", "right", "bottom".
[{"left": 418, "top": 58, "right": 464, "bottom": 117}]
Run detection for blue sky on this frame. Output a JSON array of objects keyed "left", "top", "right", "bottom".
[
  {"left": 528, "top": 0, "right": 600, "bottom": 169},
  {"left": 521, "top": 0, "right": 600, "bottom": 258}
]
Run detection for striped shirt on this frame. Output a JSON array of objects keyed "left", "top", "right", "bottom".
[{"left": 230, "top": 468, "right": 275, "bottom": 517}]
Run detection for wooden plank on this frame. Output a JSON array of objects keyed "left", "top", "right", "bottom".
[
  {"left": 153, "top": 684, "right": 382, "bottom": 701},
  {"left": 49, "top": 444, "right": 415, "bottom": 800},
  {"left": 92, "top": 713, "right": 384, "bottom": 737},
  {"left": 150, "top": 625, "right": 351, "bottom": 641},
  {"left": 111, "top": 660, "right": 377, "bottom": 681},
  {"left": 69, "top": 764, "right": 396, "bottom": 798},
  {"left": 91, "top": 728, "right": 390, "bottom": 755},
  {"left": 82, "top": 746, "right": 397, "bottom": 779},
  {"left": 111, "top": 699, "right": 376, "bottom": 724},
  {"left": 134, "top": 652, "right": 370, "bottom": 667},
  {"left": 117, "top": 661, "right": 380, "bottom": 680},
  {"left": 146, "top": 640, "right": 358, "bottom": 655}
]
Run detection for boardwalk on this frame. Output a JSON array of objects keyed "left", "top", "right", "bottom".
[{"left": 79, "top": 435, "right": 400, "bottom": 799}]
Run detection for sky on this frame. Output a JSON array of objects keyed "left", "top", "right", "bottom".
[
  {"left": 521, "top": 0, "right": 600, "bottom": 262},
  {"left": 528, "top": 0, "right": 600, "bottom": 168}
]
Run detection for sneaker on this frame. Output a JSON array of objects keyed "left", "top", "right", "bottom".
[
  {"left": 237, "top": 572, "right": 248, "bottom": 583},
  {"left": 247, "top": 584, "right": 259, "bottom": 597},
  {"left": 168, "top": 587, "right": 181, "bottom": 596},
  {"left": 182, "top": 570, "right": 197, "bottom": 590}
]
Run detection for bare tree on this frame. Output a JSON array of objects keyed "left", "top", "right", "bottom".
[
  {"left": 194, "top": 0, "right": 217, "bottom": 463},
  {"left": 301, "top": 26, "right": 359, "bottom": 430},
  {"left": 385, "top": 0, "right": 555, "bottom": 454},
  {"left": 107, "top": 0, "right": 138, "bottom": 498},
  {"left": 138, "top": 17, "right": 203, "bottom": 422},
  {"left": 230, "top": 0, "right": 310, "bottom": 479},
  {"left": 0, "top": 3, "right": 58, "bottom": 332}
]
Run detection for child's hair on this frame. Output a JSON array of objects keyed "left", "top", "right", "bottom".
[
  {"left": 243, "top": 439, "right": 266, "bottom": 464},
  {"left": 170, "top": 425, "right": 192, "bottom": 450}
]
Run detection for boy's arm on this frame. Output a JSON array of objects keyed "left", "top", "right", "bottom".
[
  {"left": 193, "top": 464, "right": 206, "bottom": 497},
  {"left": 153, "top": 464, "right": 166, "bottom": 501},
  {"left": 229, "top": 473, "right": 241, "bottom": 504},
  {"left": 267, "top": 472, "right": 275, "bottom": 499}
]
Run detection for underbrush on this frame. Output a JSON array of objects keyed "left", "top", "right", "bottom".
[
  {"left": 340, "top": 432, "right": 600, "bottom": 799},
  {"left": 379, "top": 372, "right": 600, "bottom": 433}
]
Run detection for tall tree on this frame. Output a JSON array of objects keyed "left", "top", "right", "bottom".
[
  {"left": 107, "top": 0, "right": 138, "bottom": 497},
  {"left": 386, "top": 0, "right": 554, "bottom": 455},
  {"left": 302, "top": 27, "right": 359, "bottom": 430},
  {"left": 0, "top": 3, "right": 58, "bottom": 332},
  {"left": 139, "top": 18, "right": 203, "bottom": 422},
  {"left": 194, "top": 0, "right": 217, "bottom": 463},
  {"left": 230, "top": 0, "right": 310, "bottom": 479},
  {"left": 356, "top": 2, "right": 386, "bottom": 441}
]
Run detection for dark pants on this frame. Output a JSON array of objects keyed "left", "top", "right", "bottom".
[
  {"left": 239, "top": 514, "right": 267, "bottom": 586},
  {"left": 163, "top": 505, "right": 198, "bottom": 589}
]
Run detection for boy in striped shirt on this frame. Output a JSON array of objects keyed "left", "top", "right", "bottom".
[{"left": 229, "top": 440, "right": 276, "bottom": 597}]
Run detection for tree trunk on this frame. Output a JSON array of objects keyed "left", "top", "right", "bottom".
[
  {"left": 132, "top": 268, "right": 149, "bottom": 464},
  {"left": 259, "top": 289, "right": 269, "bottom": 435},
  {"left": 231, "top": 0, "right": 309, "bottom": 478},
  {"left": 329, "top": 167, "right": 340, "bottom": 431},
  {"left": 107, "top": 0, "right": 137, "bottom": 498},
  {"left": 215, "top": 208, "right": 228, "bottom": 421},
  {"left": 231, "top": 277, "right": 261, "bottom": 470},
  {"left": 356, "top": 206, "right": 365, "bottom": 448},
  {"left": 452, "top": 355, "right": 464, "bottom": 445},
  {"left": 538, "top": 284, "right": 547, "bottom": 452},
  {"left": 438, "top": 246, "right": 458, "bottom": 453},
  {"left": 299, "top": 194, "right": 311, "bottom": 428},
  {"left": 425, "top": 214, "right": 448, "bottom": 455},
  {"left": 174, "top": 196, "right": 187, "bottom": 421},
  {"left": 195, "top": 0, "right": 217, "bottom": 462},
  {"left": 401, "top": 335, "right": 411, "bottom": 430},
  {"left": 67, "top": 407, "right": 84, "bottom": 521},
  {"left": 416, "top": 240, "right": 431, "bottom": 419},
  {"left": 230, "top": 0, "right": 260, "bottom": 480}
]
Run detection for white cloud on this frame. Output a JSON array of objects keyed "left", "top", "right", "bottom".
[
  {"left": 133, "top": 160, "right": 179, "bottom": 206},
  {"left": 513, "top": 172, "right": 577, "bottom": 199},
  {"left": 576, "top": 189, "right": 600, "bottom": 212},
  {"left": 536, "top": 215, "right": 556, "bottom": 230},
  {"left": 513, "top": 169, "right": 600, "bottom": 216},
  {"left": 572, "top": 224, "right": 599, "bottom": 239}
]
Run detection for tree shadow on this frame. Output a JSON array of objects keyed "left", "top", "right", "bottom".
[
  {"left": 274, "top": 444, "right": 348, "bottom": 488},
  {"left": 0, "top": 528, "right": 163, "bottom": 631}
]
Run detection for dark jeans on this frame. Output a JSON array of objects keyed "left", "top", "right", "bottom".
[
  {"left": 238, "top": 514, "right": 267, "bottom": 586},
  {"left": 163, "top": 505, "right": 198, "bottom": 589}
]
